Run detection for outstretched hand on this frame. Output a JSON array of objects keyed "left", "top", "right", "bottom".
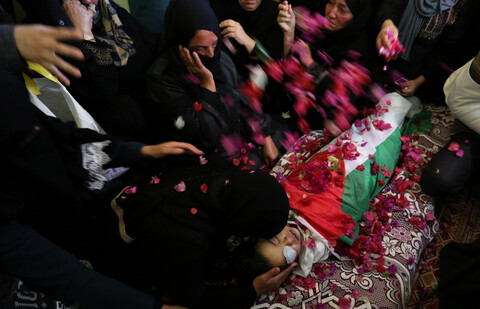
[
  {"left": 178, "top": 45, "right": 216, "bottom": 92},
  {"left": 277, "top": 1, "right": 295, "bottom": 55},
  {"left": 220, "top": 19, "right": 256, "bottom": 53},
  {"left": 376, "top": 19, "right": 399, "bottom": 55},
  {"left": 277, "top": 1, "right": 295, "bottom": 35},
  {"left": 253, "top": 262, "right": 297, "bottom": 296},
  {"left": 14, "top": 25, "right": 84, "bottom": 86},
  {"left": 141, "top": 141, "right": 204, "bottom": 159}
]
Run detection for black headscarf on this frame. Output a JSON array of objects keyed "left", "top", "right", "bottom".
[
  {"left": 224, "top": 169, "right": 290, "bottom": 239},
  {"left": 164, "top": 0, "right": 223, "bottom": 76},
  {"left": 115, "top": 155, "right": 290, "bottom": 241},
  {"left": 211, "top": 0, "right": 283, "bottom": 57},
  {"left": 313, "top": 0, "right": 372, "bottom": 59}
]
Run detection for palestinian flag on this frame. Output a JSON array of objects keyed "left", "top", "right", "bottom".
[{"left": 281, "top": 93, "right": 412, "bottom": 246}]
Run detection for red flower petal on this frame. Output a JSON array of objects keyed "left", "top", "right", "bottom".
[
  {"left": 200, "top": 183, "right": 208, "bottom": 193},
  {"left": 356, "top": 165, "right": 365, "bottom": 171},
  {"left": 193, "top": 102, "right": 202, "bottom": 112},
  {"left": 448, "top": 142, "right": 460, "bottom": 152},
  {"left": 190, "top": 208, "right": 198, "bottom": 215}
]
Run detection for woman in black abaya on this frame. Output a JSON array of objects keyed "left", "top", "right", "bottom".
[
  {"left": 274, "top": 0, "right": 374, "bottom": 135},
  {"left": 147, "top": 0, "right": 281, "bottom": 167},
  {"left": 210, "top": 0, "right": 284, "bottom": 76},
  {"left": 110, "top": 154, "right": 295, "bottom": 308}
]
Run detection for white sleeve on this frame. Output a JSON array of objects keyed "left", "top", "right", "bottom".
[{"left": 444, "top": 58, "right": 480, "bottom": 135}]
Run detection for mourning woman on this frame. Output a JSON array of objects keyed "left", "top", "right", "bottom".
[
  {"left": 276, "top": 0, "right": 374, "bottom": 135},
  {"left": 210, "top": 0, "right": 284, "bottom": 77},
  {"left": 147, "top": 0, "right": 280, "bottom": 167},
  {"left": 109, "top": 154, "right": 295, "bottom": 308}
]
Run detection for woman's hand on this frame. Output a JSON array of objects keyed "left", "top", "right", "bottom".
[
  {"left": 292, "top": 40, "right": 313, "bottom": 68},
  {"left": 253, "top": 263, "right": 297, "bottom": 296},
  {"left": 178, "top": 46, "right": 216, "bottom": 92},
  {"left": 219, "top": 19, "right": 256, "bottom": 54},
  {"left": 396, "top": 75, "right": 425, "bottom": 97},
  {"left": 263, "top": 135, "right": 279, "bottom": 167},
  {"left": 277, "top": 1, "right": 295, "bottom": 55},
  {"left": 62, "top": 0, "right": 95, "bottom": 40},
  {"left": 141, "top": 141, "right": 204, "bottom": 159},
  {"left": 277, "top": 1, "right": 295, "bottom": 35},
  {"left": 376, "top": 19, "right": 398, "bottom": 54},
  {"left": 14, "top": 25, "right": 84, "bottom": 85}
]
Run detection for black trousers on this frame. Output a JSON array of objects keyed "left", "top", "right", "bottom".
[
  {"left": 0, "top": 221, "right": 156, "bottom": 309},
  {"left": 420, "top": 132, "right": 480, "bottom": 197}
]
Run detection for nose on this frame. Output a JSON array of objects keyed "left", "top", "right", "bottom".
[
  {"left": 328, "top": 7, "right": 337, "bottom": 19},
  {"left": 206, "top": 46, "right": 215, "bottom": 58},
  {"left": 282, "top": 232, "right": 294, "bottom": 245}
]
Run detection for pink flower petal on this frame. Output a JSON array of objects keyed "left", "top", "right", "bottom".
[
  {"left": 199, "top": 156, "right": 208, "bottom": 165},
  {"left": 220, "top": 134, "right": 243, "bottom": 156},
  {"left": 124, "top": 186, "right": 137, "bottom": 194},
  {"left": 174, "top": 181, "right": 186, "bottom": 192},
  {"left": 149, "top": 176, "right": 160, "bottom": 185}
]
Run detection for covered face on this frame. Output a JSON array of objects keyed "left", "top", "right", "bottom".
[
  {"left": 164, "top": 0, "right": 222, "bottom": 73},
  {"left": 324, "top": 0, "right": 354, "bottom": 31},
  {"left": 256, "top": 225, "right": 303, "bottom": 267},
  {"left": 238, "top": 0, "right": 262, "bottom": 11},
  {"left": 188, "top": 29, "right": 219, "bottom": 58}
]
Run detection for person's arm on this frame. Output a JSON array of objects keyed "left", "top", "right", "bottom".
[
  {"left": 277, "top": 1, "right": 295, "bottom": 56},
  {"left": 419, "top": 0, "right": 479, "bottom": 95},
  {"left": 0, "top": 220, "right": 160, "bottom": 309},
  {"left": 15, "top": 0, "right": 90, "bottom": 83},
  {"left": 0, "top": 25, "right": 27, "bottom": 72},
  {"left": 375, "top": 0, "right": 407, "bottom": 53},
  {"left": 0, "top": 24, "right": 83, "bottom": 84},
  {"left": 444, "top": 53, "right": 480, "bottom": 135}
]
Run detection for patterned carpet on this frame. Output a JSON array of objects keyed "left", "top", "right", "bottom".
[{"left": 407, "top": 106, "right": 480, "bottom": 309}]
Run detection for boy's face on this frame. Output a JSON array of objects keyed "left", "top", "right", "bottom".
[{"left": 256, "top": 225, "right": 302, "bottom": 267}]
